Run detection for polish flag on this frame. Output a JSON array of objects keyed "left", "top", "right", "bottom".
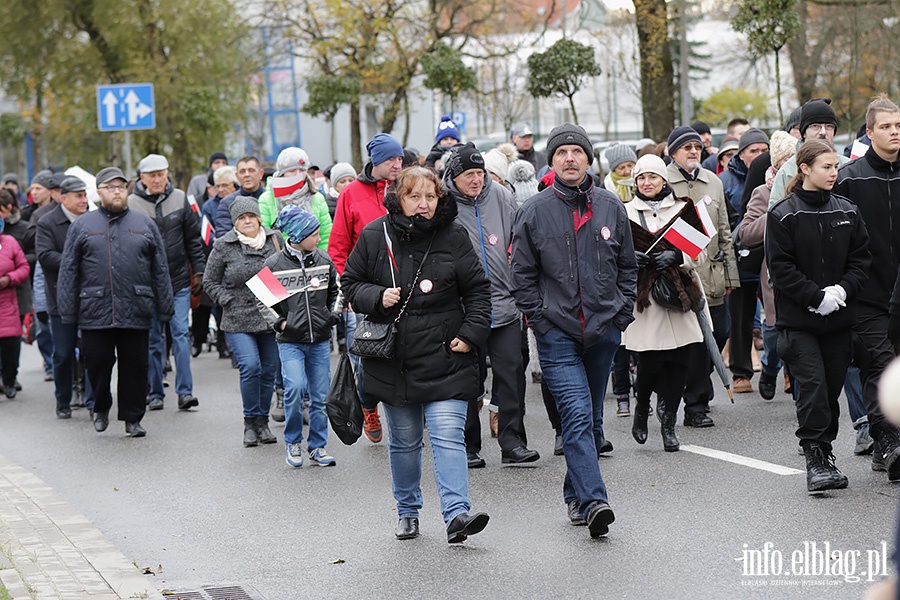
[
  {"left": 200, "top": 216, "right": 214, "bottom": 246},
  {"left": 662, "top": 218, "right": 711, "bottom": 260},
  {"left": 245, "top": 267, "right": 291, "bottom": 307},
  {"left": 187, "top": 194, "right": 200, "bottom": 213},
  {"left": 695, "top": 200, "right": 715, "bottom": 237},
  {"left": 271, "top": 174, "right": 306, "bottom": 199},
  {"left": 850, "top": 140, "right": 869, "bottom": 160}
]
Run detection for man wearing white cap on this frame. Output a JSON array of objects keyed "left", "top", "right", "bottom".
[
  {"left": 128, "top": 154, "right": 205, "bottom": 412},
  {"left": 510, "top": 122, "right": 547, "bottom": 172}
]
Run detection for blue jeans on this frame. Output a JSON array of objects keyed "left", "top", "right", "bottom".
[
  {"left": 761, "top": 321, "right": 782, "bottom": 377},
  {"left": 36, "top": 313, "right": 54, "bottom": 375},
  {"left": 383, "top": 399, "right": 470, "bottom": 523},
  {"left": 226, "top": 332, "right": 279, "bottom": 418},
  {"left": 844, "top": 366, "right": 866, "bottom": 425},
  {"left": 148, "top": 287, "right": 192, "bottom": 398},
  {"left": 49, "top": 316, "right": 93, "bottom": 410},
  {"left": 536, "top": 325, "right": 619, "bottom": 514},
  {"left": 279, "top": 341, "right": 330, "bottom": 448}
]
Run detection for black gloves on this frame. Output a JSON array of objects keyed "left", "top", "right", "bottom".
[
  {"left": 652, "top": 249, "right": 681, "bottom": 271},
  {"left": 634, "top": 251, "right": 650, "bottom": 268}
]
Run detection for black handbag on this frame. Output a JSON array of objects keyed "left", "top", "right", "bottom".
[
  {"left": 651, "top": 274, "right": 686, "bottom": 312},
  {"left": 350, "top": 233, "right": 434, "bottom": 360},
  {"left": 326, "top": 352, "right": 363, "bottom": 445}
]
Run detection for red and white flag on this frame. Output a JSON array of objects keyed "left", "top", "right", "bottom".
[
  {"left": 850, "top": 140, "right": 869, "bottom": 160},
  {"left": 200, "top": 215, "right": 214, "bottom": 246},
  {"left": 245, "top": 267, "right": 291, "bottom": 307},
  {"left": 271, "top": 174, "right": 306, "bottom": 199},
  {"left": 662, "top": 218, "right": 711, "bottom": 259},
  {"left": 187, "top": 194, "right": 200, "bottom": 213},
  {"left": 695, "top": 200, "right": 715, "bottom": 237},
  {"left": 383, "top": 222, "right": 399, "bottom": 286}
]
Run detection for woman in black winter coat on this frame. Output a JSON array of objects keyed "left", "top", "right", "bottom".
[
  {"left": 766, "top": 139, "right": 870, "bottom": 494},
  {"left": 203, "top": 197, "right": 282, "bottom": 448},
  {"left": 342, "top": 166, "right": 492, "bottom": 543}
]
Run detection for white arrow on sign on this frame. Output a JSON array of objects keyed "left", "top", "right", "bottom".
[
  {"left": 102, "top": 91, "right": 118, "bottom": 126},
  {"left": 124, "top": 90, "right": 153, "bottom": 125}
]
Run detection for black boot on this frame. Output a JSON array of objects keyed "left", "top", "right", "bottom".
[
  {"left": 803, "top": 442, "right": 843, "bottom": 493},
  {"left": 632, "top": 404, "right": 649, "bottom": 444},
  {"left": 243, "top": 417, "right": 259, "bottom": 447},
  {"left": 758, "top": 371, "right": 777, "bottom": 400},
  {"left": 660, "top": 411, "right": 679, "bottom": 452},
  {"left": 255, "top": 416, "right": 277, "bottom": 444}
]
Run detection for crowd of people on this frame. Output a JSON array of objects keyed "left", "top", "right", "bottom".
[{"left": 3, "top": 94, "right": 900, "bottom": 548}]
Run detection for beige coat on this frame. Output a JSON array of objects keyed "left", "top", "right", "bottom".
[
  {"left": 622, "top": 194, "right": 710, "bottom": 352},
  {"left": 666, "top": 163, "right": 740, "bottom": 306},
  {"left": 739, "top": 183, "right": 775, "bottom": 325}
]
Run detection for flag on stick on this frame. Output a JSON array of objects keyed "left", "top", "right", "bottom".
[
  {"left": 246, "top": 267, "right": 291, "bottom": 307},
  {"left": 383, "top": 222, "right": 398, "bottom": 287},
  {"left": 695, "top": 200, "right": 715, "bottom": 237},
  {"left": 187, "top": 194, "right": 200, "bottom": 213},
  {"left": 850, "top": 140, "right": 869, "bottom": 160},
  {"left": 661, "top": 218, "right": 712, "bottom": 259},
  {"left": 200, "top": 215, "right": 214, "bottom": 246}
]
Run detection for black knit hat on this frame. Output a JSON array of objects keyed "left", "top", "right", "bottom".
[
  {"left": 445, "top": 142, "right": 485, "bottom": 180},
  {"left": 667, "top": 126, "right": 702, "bottom": 154},
  {"left": 209, "top": 151, "right": 227, "bottom": 167},
  {"left": 784, "top": 106, "right": 802, "bottom": 133},
  {"left": 546, "top": 123, "right": 592, "bottom": 162},
  {"left": 799, "top": 98, "right": 837, "bottom": 137},
  {"left": 690, "top": 121, "right": 711, "bottom": 135},
  {"left": 738, "top": 128, "right": 769, "bottom": 155}
]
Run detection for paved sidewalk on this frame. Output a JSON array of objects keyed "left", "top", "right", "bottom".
[{"left": 0, "top": 453, "right": 162, "bottom": 600}]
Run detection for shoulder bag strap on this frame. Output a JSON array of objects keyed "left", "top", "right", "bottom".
[{"left": 393, "top": 233, "right": 436, "bottom": 323}]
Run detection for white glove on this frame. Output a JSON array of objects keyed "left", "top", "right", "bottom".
[
  {"left": 809, "top": 289, "right": 844, "bottom": 316},
  {"left": 823, "top": 284, "right": 847, "bottom": 305}
]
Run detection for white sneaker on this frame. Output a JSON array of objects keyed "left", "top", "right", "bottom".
[
  {"left": 309, "top": 448, "right": 336, "bottom": 467},
  {"left": 286, "top": 443, "right": 304, "bottom": 468}
]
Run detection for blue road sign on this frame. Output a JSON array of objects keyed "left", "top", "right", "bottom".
[
  {"left": 452, "top": 111, "right": 467, "bottom": 133},
  {"left": 96, "top": 84, "right": 156, "bottom": 132}
]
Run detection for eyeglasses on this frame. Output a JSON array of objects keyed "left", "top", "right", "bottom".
[
  {"left": 98, "top": 184, "right": 127, "bottom": 192},
  {"left": 215, "top": 183, "right": 236, "bottom": 191},
  {"left": 680, "top": 143, "right": 703, "bottom": 152},
  {"left": 807, "top": 123, "right": 836, "bottom": 133}
]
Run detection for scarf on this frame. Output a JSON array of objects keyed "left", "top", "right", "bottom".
[
  {"left": 610, "top": 172, "right": 634, "bottom": 203},
  {"left": 236, "top": 228, "right": 266, "bottom": 250},
  {"left": 765, "top": 165, "right": 777, "bottom": 190},
  {"left": 5, "top": 211, "right": 21, "bottom": 226},
  {"left": 276, "top": 178, "right": 314, "bottom": 215},
  {"left": 635, "top": 183, "right": 674, "bottom": 204}
]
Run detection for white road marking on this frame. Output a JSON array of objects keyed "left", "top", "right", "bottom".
[{"left": 680, "top": 444, "right": 805, "bottom": 476}]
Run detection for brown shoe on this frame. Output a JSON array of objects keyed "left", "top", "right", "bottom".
[
  {"left": 733, "top": 377, "right": 753, "bottom": 393},
  {"left": 489, "top": 411, "right": 498, "bottom": 438},
  {"left": 784, "top": 373, "right": 792, "bottom": 394},
  {"left": 752, "top": 328, "right": 764, "bottom": 351},
  {"left": 362, "top": 406, "right": 383, "bottom": 443}
]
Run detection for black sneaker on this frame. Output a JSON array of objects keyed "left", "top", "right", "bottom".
[
  {"left": 147, "top": 397, "right": 164, "bottom": 411},
  {"left": 872, "top": 440, "right": 886, "bottom": 472},
  {"left": 758, "top": 371, "right": 777, "bottom": 400},
  {"left": 466, "top": 452, "right": 486, "bottom": 469},
  {"left": 177, "top": 394, "right": 199, "bottom": 411},
  {"left": 803, "top": 443, "right": 841, "bottom": 493},
  {"left": 585, "top": 502, "right": 615, "bottom": 538},
  {"left": 56, "top": 407, "right": 72, "bottom": 419},
  {"left": 881, "top": 430, "right": 900, "bottom": 482},
  {"left": 683, "top": 412, "right": 715, "bottom": 428},
  {"left": 567, "top": 500, "right": 586, "bottom": 526}
]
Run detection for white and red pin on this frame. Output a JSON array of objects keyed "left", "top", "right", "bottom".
[
  {"left": 309, "top": 277, "right": 321, "bottom": 289},
  {"left": 419, "top": 279, "right": 434, "bottom": 293},
  {"left": 702, "top": 195, "right": 713, "bottom": 205},
  {"left": 600, "top": 226, "right": 611, "bottom": 240},
  {"left": 488, "top": 233, "right": 499, "bottom": 246}
]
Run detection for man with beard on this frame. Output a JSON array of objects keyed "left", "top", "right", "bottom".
[{"left": 58, "top": 167, "right": 173, "bottom": 437}]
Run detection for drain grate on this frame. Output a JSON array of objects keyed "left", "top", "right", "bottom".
[{"left": 164, "top": 585, "right": 263, "bottom": 600}]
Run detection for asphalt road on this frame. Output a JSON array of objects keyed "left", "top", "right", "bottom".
[{"left": 1, "top": 342, "right": 897, "bottom": 599}]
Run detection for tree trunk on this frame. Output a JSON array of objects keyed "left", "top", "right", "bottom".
[
  {"left": 567, "top": 94, "right": 579, "bottom": 125},
  {"left": 330, "top": 114, "right": 337, "bottom": 164},
  {"left": 633, "top": 0, "right": 675, "bottom": 140},
  {"left": 774, "top": 49, "right": 783, "bottom": 125},
  {"left": 350, "top": 97, "right": 362, "bottom": 169},
  {"left": 787, "top": 1, "right": 819, "bottom": 104}
]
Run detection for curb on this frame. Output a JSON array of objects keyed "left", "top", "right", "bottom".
[{"left": 0, "top": 453, "right": 162, "bottom": 599}]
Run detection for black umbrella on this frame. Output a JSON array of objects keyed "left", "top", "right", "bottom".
[{"left": 694, "top": 304, "right": 734, "bottom": 403}]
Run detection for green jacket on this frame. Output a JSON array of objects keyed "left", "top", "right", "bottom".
[{"left": 258, "top": 176, "right": 332, "bottom": 251}]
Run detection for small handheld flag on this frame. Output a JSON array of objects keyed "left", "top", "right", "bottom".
[
  {"left": 661, "top": 217, "right": 712, "bottom": 259},
  {"left": 383, "top": 222, "right": 398, "bottom": 287},
  {"left": 187, "top": 194, "right": 199, "bottom": 213},
  {"left": 246, "top": 267, "right": 291, "bottom": 307},
  {"left": 200, "top": 216, "right": 214, "bottom": 246}
]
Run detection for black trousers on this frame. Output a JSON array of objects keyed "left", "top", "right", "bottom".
[
  {"left": 728, "top": 283, "right": 758, "bottom": 380},
  {"left": 611, "top": 346, "right": 636, "bottom": 398},
  {"left": 635, "top": 346, "right": 691, "bottom": 415},
  {"left": 0, "top": 336, "right": 20, "bottom": 386},
  {"left": 465, "top": 320, "right": 529, "bottom": 453},
  {"left": 855, "top": 306, "right": 897, "bottom": 440},
  {"left": 777, "top": 329, "right": 851, "bottom": 447},
  {"left": 81, "top": 328, "right": 149, "bottom": 423},
  {"left": 682, "top": 303, "right": 730, "bottom": 414}
]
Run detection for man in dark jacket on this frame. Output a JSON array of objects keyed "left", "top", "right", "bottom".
[
  {"left": 510, "top": 122, "right": 548, "bottom": 173},
  {"left": 214, "top": 155, "right": 265, "bottom": 236},
  {"left": 58, "top": 167, "right": 173, "bottom": 437},
  {"left": 35, "top": 176, "right": 93, "bottom": 418},
  {"left": 128, "top": 154, "right": 205, "bottom": 411},
  {"left": 445, "top": 142, "right": 539, "bottom": 468},
  {"left": 836, "top": 95, "right": 900, "bottom": 480},
  {"left": 510, "top": 123, "right": 637, "bottom": 539}
]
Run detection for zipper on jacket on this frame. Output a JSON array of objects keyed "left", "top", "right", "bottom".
[
  {"left": 594, "top": 231, "right": 603, "bottom": 276},
  {"left": 474, "top": 203, "right": 494, "bottom": 328},
  {"left": 299, "top": 258, "right": 315, "bottom": 343},
  {"left": 564, "top": 232, "right": 574, "bottom": 283},
  {"left": 107, "top": 217, "right": 115, "bottom": 326}
]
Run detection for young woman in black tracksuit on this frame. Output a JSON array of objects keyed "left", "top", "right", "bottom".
[{"left": 766, "top": 139, "right": 871, "bottom": 494}]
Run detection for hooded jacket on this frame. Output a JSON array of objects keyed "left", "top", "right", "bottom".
[
  {"left": 128, "top": 180, "right": 205, "bottom": 292},
  {"left": 446, "top": 171, "right": 520, "bottom": 329},
  {"left": 257, "top": 175, "right": 332, "bottom": 250},
  {"left": 510, "top": 173, "right": 638, "bottom": 348},
  {"left": 0, "top": 235, "right": 29, "bottom": 338},
  {"left": 328, "top": 162, "right": 389, "bottom": 274},
  {"left": 259, "top": 246, "right": 339, "bottom": 344},
  {"left": 833, "top": 145, "right": 900, "bottom": 312},
  {"left": 766, "top": 187, "right": 870, "bottom": 334},
  {"left": 341, "top": 192, "right": 491, "bottom": 407},
  {"left": 56, "top": 206, "right": 174, "bottom": 330}
]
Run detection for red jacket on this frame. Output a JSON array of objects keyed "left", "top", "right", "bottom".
[
  {"left": 0, "top": 235, "right": 30, "bottom": 337},
  {"left": 328, "top": 166, "right": 389, "bottom": 275}
]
